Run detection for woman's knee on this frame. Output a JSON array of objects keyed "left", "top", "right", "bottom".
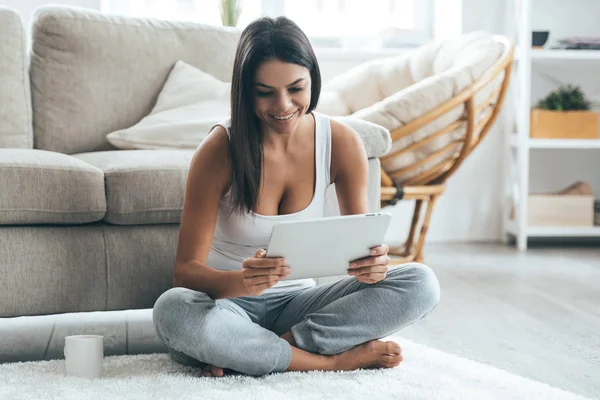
[
  {"left": 388, "top": 263, "right": 440, "bottom": 314},
  {"left": 414, "top": 263, "right": 441, "bottom": 312},
  {"left": 152, "top": 287, "right": 213, "bottom": 343}
]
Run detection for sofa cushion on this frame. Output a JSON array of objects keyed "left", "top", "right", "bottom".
[
  {"left": 73, "top": 150, "right": 195, "bottom": 225},
  {"left": 30, "top": 5, "right": 241, "bottom": 154},
  {"left": 0, "top": 149, "right": 106, "bottom": 224},
  {"left": 106, "top": 61, "right": 231, "bottom": 150},
  {"left": 0, "top": 7, "right": 33, "bottom": 148}
]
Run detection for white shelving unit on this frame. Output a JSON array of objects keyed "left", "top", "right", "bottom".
[
  {"left": 505, "top": 0, "right": 600, "bottom": 250},
  {"left": 508, "top": 136, "right": 600, "bottom": 149},
  {"left": 516, "top": 49, "right": 600, "bottom": 61}
]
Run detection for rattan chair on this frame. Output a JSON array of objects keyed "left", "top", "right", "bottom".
[
  {"left": 380, "top": 36, "right": 514, "bottom": 263},
  {"left": 318, "top": 33, "right": 514, "bottom": 263}
]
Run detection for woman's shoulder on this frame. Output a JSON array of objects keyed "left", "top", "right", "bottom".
[
  {"left": 200, "top": 124, "right": 230, "bottom": 154},
  {"left": 190, "top": 125, "right": 231, "bottom": 180},
  {"left": 211, "top": 119, "right": 232, "bottom": 135},
  {"left": 327, "top": 116, "right": 363, "bottom": 151},
  {"left": 326, "top": 115, "right": 368, "bottom": 181}
]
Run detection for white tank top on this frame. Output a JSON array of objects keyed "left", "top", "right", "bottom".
[{"left": 206, "top": 112, "right": 332, "bottom": 295}]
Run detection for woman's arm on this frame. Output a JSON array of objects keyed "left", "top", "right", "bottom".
[
  {"left": 173, "top": 126, "right": 248, "bottom": 299},
  {"left": 329, "top": 119, "right": 370, "bottom": 215}
]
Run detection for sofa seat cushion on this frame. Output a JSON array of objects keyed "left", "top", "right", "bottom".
[
  {"left": 73, "top": 150, "right": 195, "bottom": 225},
  {"left": 0, "top": 149, "right": 106, "bottom": 224}
]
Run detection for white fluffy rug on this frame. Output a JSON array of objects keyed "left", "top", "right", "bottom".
[{"left": 0, "top": 335, "right": 587, "bottom": 400}]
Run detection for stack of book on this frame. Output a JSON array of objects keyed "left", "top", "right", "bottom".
[{"left": 555, "top": 37, "right": 600, "bottom": 50}]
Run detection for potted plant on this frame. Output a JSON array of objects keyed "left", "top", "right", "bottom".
[
  {"left": 530, "top": 84, "right": 599, "bottom": 139},
  {"left": 221, "top": 0, "right": 242, "bottom": 27}
]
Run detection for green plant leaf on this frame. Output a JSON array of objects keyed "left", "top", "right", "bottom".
[{"left": 534, "top": 84, "right": 592, "bottom": 111}]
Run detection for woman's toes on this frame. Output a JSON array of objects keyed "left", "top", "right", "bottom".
[
  {"left": 383, "top": 359, "right": 401, "bottom": 368},
  {"left": 200, "top": 364, "right": 226, "bottom": 377},
  {"left": 384, "top": 341, "right": 401, "bottom": 355},
  {"left": 382, "top": 353, "right": 403, "bottom": 368}
]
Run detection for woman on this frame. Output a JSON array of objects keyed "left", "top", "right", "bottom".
[{"left": 153, "top": 16, "right": 440, "bottom": 377}]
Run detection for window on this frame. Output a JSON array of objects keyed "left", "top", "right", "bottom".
[
  {"left": 101, "top": 0, "right": 434, "bottom": 49},
  {"left": 283, "top": 0, "right": 433, "bottom": 48}
]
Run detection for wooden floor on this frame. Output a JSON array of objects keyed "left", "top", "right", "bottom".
[{"left": 396, "top": 243, "right": 600, "bottom": 399}]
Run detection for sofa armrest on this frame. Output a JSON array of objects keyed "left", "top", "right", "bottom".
[{"left": 323, "top": 115, "right": 391, "bottom": 159}]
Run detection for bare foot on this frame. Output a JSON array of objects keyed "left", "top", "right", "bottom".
[
  {"left": 201, "top": 364, "right": 224, "bottom": 377},
  {"left": 201, "top": 340, "right": 402, "bottom": 376},
  {"left": 201, "top": 364, "right": 244, "bottom": 377},
  {"left": 333, "top": 340, "right": 403, "bottom": 371}
]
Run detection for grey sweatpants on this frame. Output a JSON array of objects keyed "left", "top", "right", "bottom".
[{"left": 152, "top": 262, "right": 440, "bottom": 376}]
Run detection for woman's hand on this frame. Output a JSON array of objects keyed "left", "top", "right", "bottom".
[
  {"left": 348, "top": 244, "right": 390, "bottom": 284},
  {"left": 241, "top": 249, "right": 291, "bottom": 296}
]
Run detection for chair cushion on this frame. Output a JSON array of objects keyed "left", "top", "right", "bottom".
[
  {"left": 73, "top": 150, "right": 195, "bottom": 225},
  {"left": 0, "top": 149, "right": 106, "bottom": 224},
  {"left": 321, "top": 31, "right": 506, "bottom": 184}
]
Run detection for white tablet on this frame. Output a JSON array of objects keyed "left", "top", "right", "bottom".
[{"left": 266, "top": 212, "right": 392, "bottom": 280}]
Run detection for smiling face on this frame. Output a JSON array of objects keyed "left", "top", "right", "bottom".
[{"left": 254, "top": 58, "right": 312, "bottom": 135}]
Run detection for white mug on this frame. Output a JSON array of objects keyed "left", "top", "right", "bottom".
[{"left": 64, "top": 335, "right": 104, "bottom": 379}]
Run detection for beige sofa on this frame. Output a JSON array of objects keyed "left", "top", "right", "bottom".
[{"left": 0, "top": 6, "right": 387, "bottom": 362}]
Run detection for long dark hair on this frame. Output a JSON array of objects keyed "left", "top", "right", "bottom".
[{"left": 229, "top": 16, "right": 321, "bottom": 214}]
